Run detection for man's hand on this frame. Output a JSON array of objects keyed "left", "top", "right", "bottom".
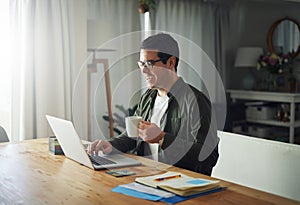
[
  {"left": 138, "top": 121, "right": 165, "bottom": 143},
  {"left": 88, "top": 139, "right": 112, "bottom": 155}
]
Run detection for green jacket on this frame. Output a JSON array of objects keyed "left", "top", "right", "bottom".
[{"left": 110, "top": 77, "right": 219, "bottom": 175}]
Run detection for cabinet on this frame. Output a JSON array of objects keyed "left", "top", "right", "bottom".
[{"left": 227, "top": 89, "right": 300, "bottom": 143}]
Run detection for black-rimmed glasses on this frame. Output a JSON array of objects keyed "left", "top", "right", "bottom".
[{"left": 137, "top": 59, "right": 162, "bottom": 70}]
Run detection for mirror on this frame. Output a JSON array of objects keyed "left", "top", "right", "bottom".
[{"left": 267, "top": 17, "right": 300, "bottom": 58}]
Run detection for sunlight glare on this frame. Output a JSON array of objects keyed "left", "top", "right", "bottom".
[{"left": 0, "top": 0, "right": 11, "bottom": 111}]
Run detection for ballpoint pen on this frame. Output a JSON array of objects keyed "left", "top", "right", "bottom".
[{"left": 154, "top": 174, "right": 181, "bottom": 181}]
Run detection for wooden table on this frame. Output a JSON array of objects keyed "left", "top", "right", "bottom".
[{"left": 0, "top": 139, "right": 298, "bottom": 205}]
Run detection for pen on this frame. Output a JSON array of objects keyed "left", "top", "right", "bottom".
[{"left": 154, "top": 174, "right": 181, "bottom": 181}]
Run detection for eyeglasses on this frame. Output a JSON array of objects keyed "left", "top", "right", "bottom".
[{"left": 137, "top": 59, "right": 162, "bottom": 70}]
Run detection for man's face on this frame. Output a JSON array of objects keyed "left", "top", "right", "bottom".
[{"left": 139, "top": 49, "right": 170, "bottom": 89}]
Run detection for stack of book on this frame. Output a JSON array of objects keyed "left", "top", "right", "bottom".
[
  {"left": 48, "top": 136, "right": 64, "bottom": 155},
  {"left": 112, "top": 171, "right": 224, "bottom": 204},
  {"left": 135, "top": 171, "right": 221, "bottom": 197}
]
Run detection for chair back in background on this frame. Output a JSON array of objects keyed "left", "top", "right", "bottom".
[
  {"left": 212, "top": 131, "right": 300, "bottom": 202},
  {"left": 0, "top": 126, "right": 9, "bottom": 143}
]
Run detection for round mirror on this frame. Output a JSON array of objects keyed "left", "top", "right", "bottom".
[{"left": 267, "top": 17, "right": 300, "bottom": 58}]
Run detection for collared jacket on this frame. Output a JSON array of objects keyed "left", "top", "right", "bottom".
[{"left": 109, "top": 77, "right": 219, "bottom": 175}]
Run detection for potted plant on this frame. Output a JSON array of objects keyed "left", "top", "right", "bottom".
[{"left": 138, "top": 0, "right": 156, "bottom": 13}]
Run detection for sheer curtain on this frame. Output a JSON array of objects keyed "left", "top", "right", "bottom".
[
  {"left": 0, "top": 0, "right": 11, "bottom": 139},
  {"left": 10, "top": 0, "right": 87, "bottom": 141},
  {"left": 154, "top": 0, "right": 243, "bottom": 130}
]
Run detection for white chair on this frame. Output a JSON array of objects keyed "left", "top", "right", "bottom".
[
  {"left": 0, "top": 126, "right": 9, "bottom": 143},
  {"left": 212, "top": 131, "right": 300, "bottom": 201}
]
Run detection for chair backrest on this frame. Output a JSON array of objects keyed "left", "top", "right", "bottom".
[
  {"left": 0, "top": 126, "right": 9, "bottom": 143},
  {"left": 212, "top": 131, "right": 300, "bottom": 201}
]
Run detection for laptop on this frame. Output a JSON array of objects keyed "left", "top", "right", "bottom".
[{"left": 46, "top": 115, "right": 141, "bottom": 170}]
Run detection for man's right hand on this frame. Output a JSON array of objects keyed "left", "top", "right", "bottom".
[{"left": 88, "top": 139, "right": 113, "bottom": 155}]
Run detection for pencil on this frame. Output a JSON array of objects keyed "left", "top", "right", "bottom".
[{"left": 154, "top": 174, "right": 181, "bottom": 181}]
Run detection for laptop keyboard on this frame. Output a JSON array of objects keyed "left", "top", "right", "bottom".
[{"left": 89, "top": 155, "right": 117, "bottom": 166}]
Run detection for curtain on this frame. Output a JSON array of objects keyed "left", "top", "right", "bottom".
[
  {"left": 9, "top": 0, "right": 87, "bottom": 141},
  {"left": 0, "top": 0, "right": 11, "bottom": 139},
  {"left": 153, "top": 0, "right": 243, "bottom": 130}
]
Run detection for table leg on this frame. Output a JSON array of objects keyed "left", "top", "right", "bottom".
[{"left": 290, "top": 102, "right": 295, "bottom": 143}]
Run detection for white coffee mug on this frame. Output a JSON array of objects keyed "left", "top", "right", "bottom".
[{"left": 125, "top": 116, "right": 142, "bottom": 137}]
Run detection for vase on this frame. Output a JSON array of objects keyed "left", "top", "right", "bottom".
[
  {"left": 266, "top": 74, "right": 277, "bottom": 91},
  {"left": 138, "top": 3, "right": 149, "bottom": 13}
]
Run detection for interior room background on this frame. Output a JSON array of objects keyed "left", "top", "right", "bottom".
[{"left": 0, "top": 0, "right": 300, "bottom": 142}]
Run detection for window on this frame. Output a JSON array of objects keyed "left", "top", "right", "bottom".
[{"left": 0, "top": 0, "right": 11, "bottom": 139}]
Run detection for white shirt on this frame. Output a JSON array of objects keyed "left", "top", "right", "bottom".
[{"left": 149, "top": 94, "right": 169, "bottom": 161}]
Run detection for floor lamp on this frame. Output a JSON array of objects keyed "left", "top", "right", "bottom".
[{"left": 87, "top": 48, "right": 116, "bottom": 140}]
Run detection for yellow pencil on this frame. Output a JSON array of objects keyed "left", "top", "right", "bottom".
[{"left": 154, "top": 174, "right": 181, "bottom": 181}]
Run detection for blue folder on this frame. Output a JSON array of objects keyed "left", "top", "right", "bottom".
[
  {"left": 112, "top": 185, "right": 226, "bottom": 204},
  {"left": 112, "top": 186, "right": 163, "bottom": 201},
  {"left": 160, "top": 187, "right": 226, "bottom": 204}
]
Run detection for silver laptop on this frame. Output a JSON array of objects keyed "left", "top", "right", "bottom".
[{"left": 46, "top": 115, "right": 141, "bottom": 170}]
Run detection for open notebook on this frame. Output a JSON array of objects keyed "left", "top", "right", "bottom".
[
  {"left": 135, "top": 171, "right": 220, "bottom": 196},
  {"left": 46, "top": 115, "right": 141, "bottom": 170}
]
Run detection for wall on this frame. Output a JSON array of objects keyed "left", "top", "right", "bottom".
[{"left": 229, "top": 0, "right": 300, "bottom": 89}]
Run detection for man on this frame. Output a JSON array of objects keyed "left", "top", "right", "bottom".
[{"left": 89, "top": 33, "right": 219, "bottom": 176}]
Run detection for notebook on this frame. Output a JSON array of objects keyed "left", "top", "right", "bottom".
[
  {"left": 46, "top": 115, "right": 141, "bottom": 170},
  {"left": 135, "top": 171, "right": 220, "bottom": 196}
]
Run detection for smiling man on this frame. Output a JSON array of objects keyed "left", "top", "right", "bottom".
[{"left": 89, "top": 33, "right": 219, "bottom": 176}]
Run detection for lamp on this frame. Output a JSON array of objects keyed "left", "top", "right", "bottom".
[{"left": 235, "top": 47, "right": 263, "bottom": 90}]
